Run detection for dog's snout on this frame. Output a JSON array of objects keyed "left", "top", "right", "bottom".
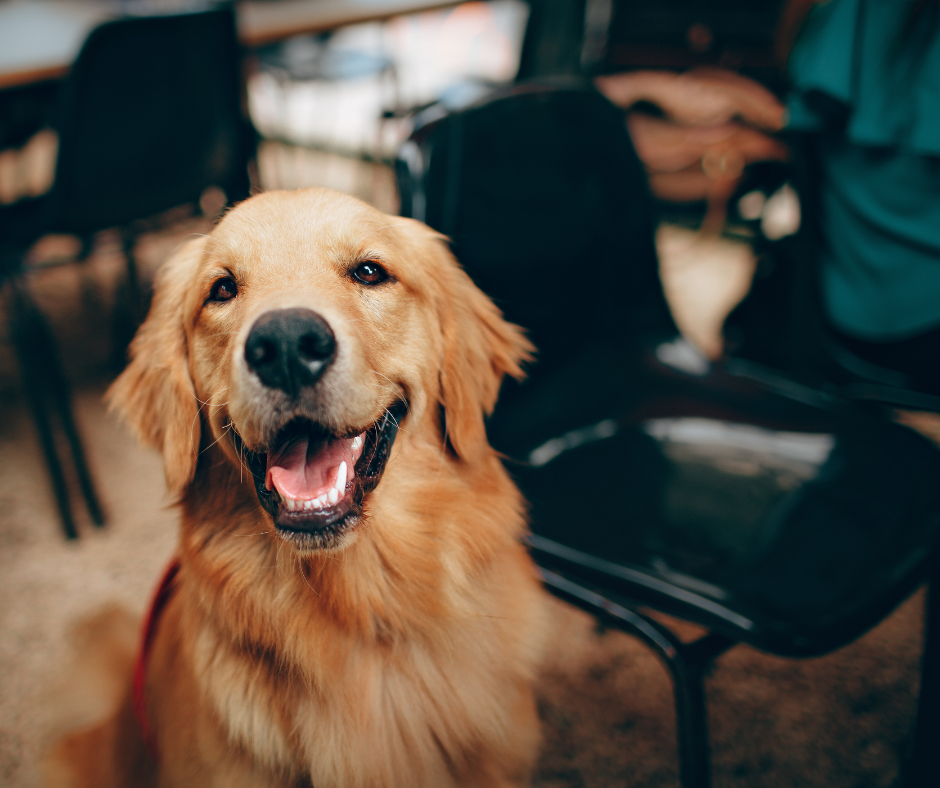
[{"left": 245, "top": 308, "right": 336, "bottom": 396}]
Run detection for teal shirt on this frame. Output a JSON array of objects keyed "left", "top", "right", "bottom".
[{"left": 787, "top": 0, "right": 940, "bottom": 340}]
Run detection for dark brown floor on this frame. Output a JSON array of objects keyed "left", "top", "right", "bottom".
[{"left": 535, "top": 594, "right": 920, "bottom": 788}]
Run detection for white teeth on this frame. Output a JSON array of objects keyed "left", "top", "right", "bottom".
[
  {"left": 279, "top": 461, "right": 347, "bottom": 512},
  {"left": 351, "top": 435, "right": 363, "bottom": 451}
]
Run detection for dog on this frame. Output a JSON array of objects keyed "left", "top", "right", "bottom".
[{"left": 50, "top": 188, "right": 546, "bottom": 787}]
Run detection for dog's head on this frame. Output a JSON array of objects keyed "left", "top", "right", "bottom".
[{"left": 108, "top": 189, "right": 531, "bottom": 552}]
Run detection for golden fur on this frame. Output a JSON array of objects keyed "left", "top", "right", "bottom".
[{"left": 50, "top": 189, "right": 546, "bottom": 787}]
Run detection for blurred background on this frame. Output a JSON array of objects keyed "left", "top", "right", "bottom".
[{"left": 1, "top": 0, "right": 938, "bottom": 786}]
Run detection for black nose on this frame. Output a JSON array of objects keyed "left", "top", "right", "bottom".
[{"left": 244, "top": 308, "right": 336, "bottom": 396}]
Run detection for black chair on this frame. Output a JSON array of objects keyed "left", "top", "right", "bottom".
[
  {"left": 396, "top": 83, "right": 940, "bottom": 788},
  {"left": 0, "top": 6, "right": 256, "bottom": 538}
]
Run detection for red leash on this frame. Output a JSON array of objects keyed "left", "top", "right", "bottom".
[{"left": 131, "top": 558, "right": 181, "bottom": 762}]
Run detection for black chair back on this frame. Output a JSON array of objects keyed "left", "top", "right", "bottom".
[
  {"left": 400, "top": 84, "right": 676, "bottom": 369},
  {"left": 399, "top": 84, "right": 682, "bottom": 453},
  {"left": 49, "top": 6, "right": 252, "bottom": 234}
]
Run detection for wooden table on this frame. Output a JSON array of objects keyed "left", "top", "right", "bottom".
[{"left": 0, "top": 0, "right": 459, "bottom": 90}]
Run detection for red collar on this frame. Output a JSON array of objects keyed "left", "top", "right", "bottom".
[{"left": 132, "top": 558, "right": 181, "bottom": 762}]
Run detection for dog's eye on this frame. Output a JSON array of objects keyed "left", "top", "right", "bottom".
[
  {"left": 208, "top": 277, "right": 237, "bottom": 303},
  {"left": 352, "top": 261, "right": 388, "bottom": 285}
]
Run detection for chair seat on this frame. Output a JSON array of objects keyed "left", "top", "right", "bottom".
[{"left": 507, "top": 345, "right": 940, "bottom": 657}]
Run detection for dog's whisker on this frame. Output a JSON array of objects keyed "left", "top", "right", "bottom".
[
  {"left": 192, "top": 392, "right": 228, "bottom": 409},
  {"left": 368, "top": 385, "right": 405, "bottom": 405},
  {"left": 221, "top": 419, "right": 254, "bottom": 481},
  {"left": 200, "top": 423, "right": 233, "bottom": 456},
  {"left": 295, "top": 555, "right": 320, "bottom": 596},
  {"left": 187, "top": 232, "right": 232, "bottom": 255},
  {"left": 221, "top": 529, "right": 272, "bottom": 537},
  {"left": 369, "top": 370, "right": 406, "bottom": 400},
  {"left": 192, "top": 388, "right": 230, "bottom": 411},
  {"left": 383, "top": 407, "right": 403, "bottom": 431},
  {"left": 188, "top": 400, "right": 207, "bottom": 461},
  {"left": 229, "top": 446, "right": 251, "bottom": 481}
]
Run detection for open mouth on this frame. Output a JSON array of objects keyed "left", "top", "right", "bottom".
[{"left": 230, "top": 401, "right": 408, "bottom": 548}]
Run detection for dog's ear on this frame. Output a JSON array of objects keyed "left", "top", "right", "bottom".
[
  {"left": 107, "top": 237, "right": 205, "bottom": 497},
  {"left": 429, "top": 240, "right": 533, "bottom": 463}
]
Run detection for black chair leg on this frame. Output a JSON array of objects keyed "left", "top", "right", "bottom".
[
  {"left": 671, "top": 633, "right": 737, "bottom": 788},
  {"left": 907, "top": 561, "right": 940, "bottom": 787},
  {"left": 111, "top": 228, "right": 143, "bottom": 370},
  {"left": 44, "top": 331, "right": 105, "bottom": 527},
  {"left": 122, "top": 228, "right": 142, "bottom": 323},
  {"left": 77, "top": 234, "right": 104, "bottom": 314},
  {"left": 19, "top": 362, "right": 78, "bottom": 539},
  {"left": 537, "top": 568, "right": 735, "bottom": 788},
  {"left": 5, "top": 279, "right": 78, "bottom": 538},
  {"left": 5, "top": 276, "right": 105, "bottom": 536}
]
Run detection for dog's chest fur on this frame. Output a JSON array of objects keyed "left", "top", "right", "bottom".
[
  {"left": 189, "top": 615, "right": 516, "bottom": 786},
  {"left": 168, "top": 472, "right": 543, "bottom": 788},
  {"left": 179, "top": 573, "right": 537, "bottom": 788}
]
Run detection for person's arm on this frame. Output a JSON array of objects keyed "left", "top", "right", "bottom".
[{"left": 595, "top": 68, "right": 785, "bottom": 130}]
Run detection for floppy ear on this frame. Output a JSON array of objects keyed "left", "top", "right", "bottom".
[
  {"left": 431, "top": 241, "right": 534, "bottom": 462},
  {"left": 107, "top": 237, "right": 206, "bottom": 497}
]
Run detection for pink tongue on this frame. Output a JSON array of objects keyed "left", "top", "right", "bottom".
[{"left": 265, "top": 433, "right": 350, "bottom": 500}]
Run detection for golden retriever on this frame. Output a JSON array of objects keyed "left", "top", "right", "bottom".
[{"left": 51, "top": 188, "right": 546, "bottom": 787}]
